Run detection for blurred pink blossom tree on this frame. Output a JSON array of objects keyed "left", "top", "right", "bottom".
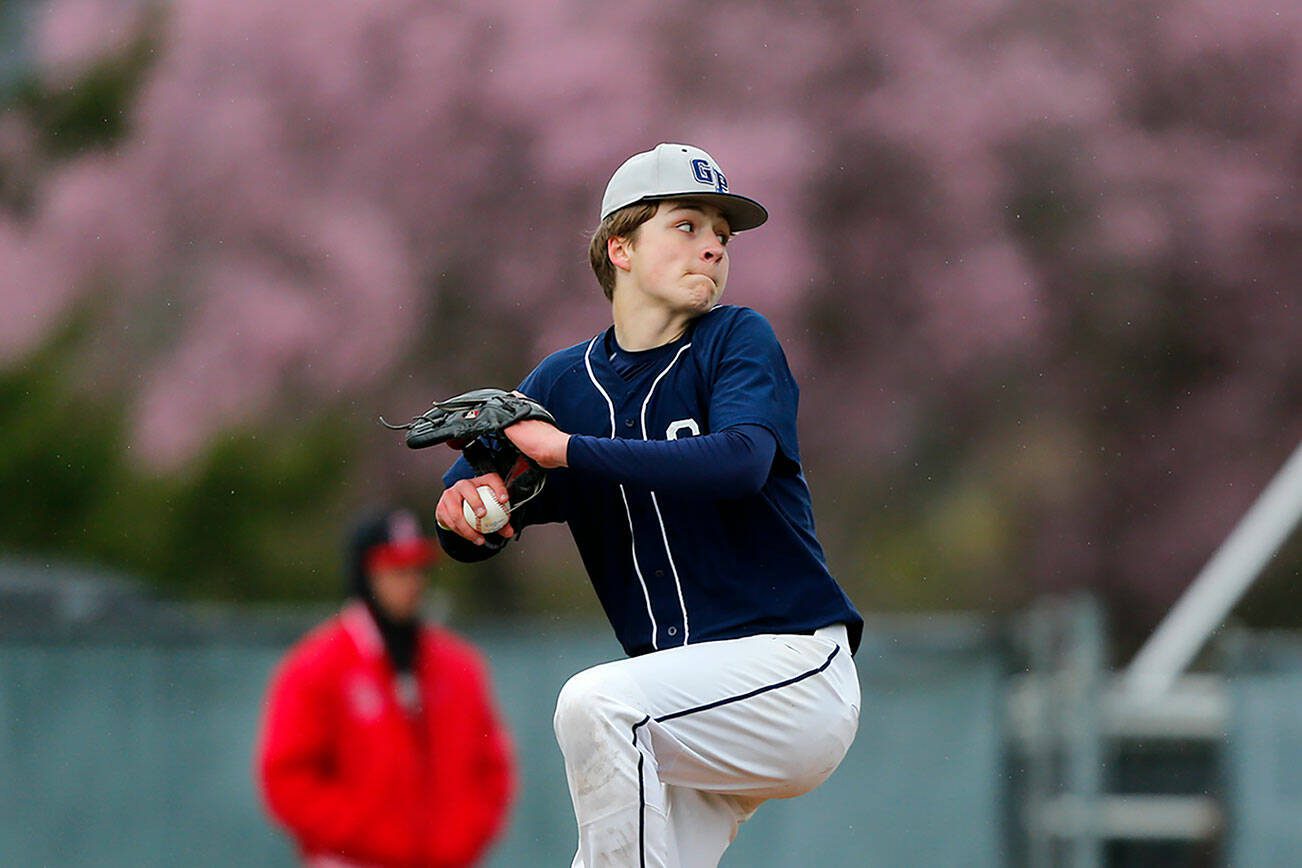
[{"left": 2, "top": 0, "right": 1298, "bottom": 631}]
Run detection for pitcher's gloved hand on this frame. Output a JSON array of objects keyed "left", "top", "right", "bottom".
[{"left": 383, "top": 388, "right": 555, "bottom": 511}]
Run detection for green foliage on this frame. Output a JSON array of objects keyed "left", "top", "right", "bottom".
[
  {"left": 8, "top": 9, "right": 160, "bottom": 156},
  {"left": 0, "top": 328, "right": 121, "bottom": 551},
  {"left": 0, "top": 327, "right": 354, "bottom": 602}
]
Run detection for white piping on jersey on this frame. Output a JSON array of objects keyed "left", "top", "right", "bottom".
[
  {"left": 584, "top": 335, "right": 659, "bottom": 651},
  {"left": 585, "top": 336, "right": 617, "bottom": 435},
  {"left": 640, "top": 344, "right": 694, "bottom": 645}
]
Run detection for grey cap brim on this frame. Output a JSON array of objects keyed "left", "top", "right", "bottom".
[{"left": 632, "top": 192, "right": 769, "bottom": 233}]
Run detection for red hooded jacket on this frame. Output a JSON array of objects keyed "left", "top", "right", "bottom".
[{"left": 257, "top": 604, "right": 514, "bottom": 867}]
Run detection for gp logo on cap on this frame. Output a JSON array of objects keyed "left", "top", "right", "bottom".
[{"left": 690, "top": 159, "right": 729, "bottom": 193}]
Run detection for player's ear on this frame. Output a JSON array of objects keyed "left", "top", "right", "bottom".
[{"left": 607, "top": 235, "right": 633, "bottom": 272}]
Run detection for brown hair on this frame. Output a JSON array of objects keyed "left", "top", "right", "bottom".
[{"left": 588, "top": 201, "right": 660, "bottom": 300}]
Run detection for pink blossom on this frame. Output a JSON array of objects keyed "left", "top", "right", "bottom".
[
  {"left": 3, "top": 0, "right": 1297, "bottom": 616},
  {"left": 34, "top": 0, "right": 148, "bottom": 85}
]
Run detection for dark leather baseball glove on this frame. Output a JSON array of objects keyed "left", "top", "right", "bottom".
[{"left": 382, "top": 388, "right": 556, "bottom": 508}]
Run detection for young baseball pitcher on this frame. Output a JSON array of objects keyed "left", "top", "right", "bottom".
[{"left": 434, "top": 143, "right": 863, "bottom": 867}]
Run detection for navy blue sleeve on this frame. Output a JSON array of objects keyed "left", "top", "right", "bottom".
[
  {"left": 707, "top": 309, "right": 801, "bottom": 467},
  {"left": 566, "top": 423, "right": 776, "bottom": 497}
]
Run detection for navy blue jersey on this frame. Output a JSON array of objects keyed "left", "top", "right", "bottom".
[{"left": 443, "top": 305, "right": 863, "bottom": 657}]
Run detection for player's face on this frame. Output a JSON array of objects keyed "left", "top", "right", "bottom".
[
  {"left": 369, "top": 564, "right": 426, "bottom": 622},
  {"left": 623, "top": 201, "right": 731, "bottom": 315}
]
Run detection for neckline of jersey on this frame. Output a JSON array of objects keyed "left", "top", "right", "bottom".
[{"left": 604, "top": 324, "right": 693, "bottom": 361}]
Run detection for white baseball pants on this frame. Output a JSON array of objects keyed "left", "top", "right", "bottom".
[{"left": 553, "top": 624, "right": 860, "bottom": 868}]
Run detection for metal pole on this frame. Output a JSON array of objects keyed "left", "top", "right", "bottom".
[
  {"left": 1066, "top": 595, "right": 1104, "bottom": 868},
  {"left": 1124, "top": 440, "right": 1302, "bottom": 696},
  {"left": 1025, "top": 604, "right": 1056, "bottom": 868}
]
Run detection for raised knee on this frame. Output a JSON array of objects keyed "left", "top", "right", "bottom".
[
  {"left": 553, "top": 668, "right": 601, "bottom": 742},
  {"left": 553, "top": 666, "right": 639, "bottom": 747}
]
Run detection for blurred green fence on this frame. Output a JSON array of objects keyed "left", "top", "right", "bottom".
[
  {"left": 7, "top": 604, "right": 1302, "bottom": 867},
  {"left": 0, "top": 614, "right": 1005, "bottom": 867}
]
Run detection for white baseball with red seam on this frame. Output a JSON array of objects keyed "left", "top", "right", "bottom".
[{"left": 463, "top": 485, "right": 511, "bottom": 534}]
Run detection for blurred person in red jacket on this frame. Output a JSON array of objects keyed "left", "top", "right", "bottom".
[{"left": 257, "top": 507, "right": 515, "bottom": 867}]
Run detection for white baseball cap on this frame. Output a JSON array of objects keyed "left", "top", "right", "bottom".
[{"left": 600, "top": 143, "right": 769, "bottom": 232}]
